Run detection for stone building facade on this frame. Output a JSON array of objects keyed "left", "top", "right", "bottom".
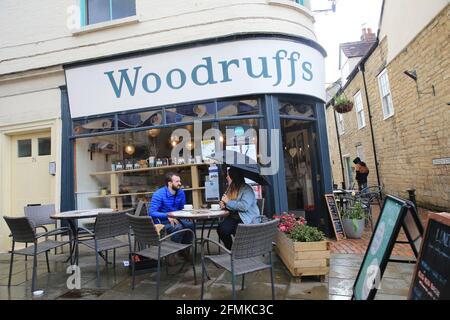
[{"left": 326, "top": 3, "right": 450, "bottom": 211}]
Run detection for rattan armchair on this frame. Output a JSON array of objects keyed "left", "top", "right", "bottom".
[
  {"left": 3, "top": 216, "right": 70, "bottom": 293},
  {"left": 200, "top": 219, "right": 278, "bottom": 300}
]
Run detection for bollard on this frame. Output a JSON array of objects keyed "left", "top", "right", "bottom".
[{"left": 406, "top": 188, "right": 417, "bottom": 209}]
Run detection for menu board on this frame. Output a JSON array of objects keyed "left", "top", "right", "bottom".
[
  {"left": 324, "top": 194, "right": 346, "bottom": 240},
  {"left": 408, "top": 213, "right": 450, "bottom": 300},
  {"left": 353, "top": 195, "right": 406, "bottom": 300}
]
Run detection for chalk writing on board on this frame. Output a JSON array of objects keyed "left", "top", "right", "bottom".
[
  {"left": 409, "top": 214, "right": 450, "bottom": 300},
  {"left": 325, "top": 194, "right": 346, "bottom": 240}
]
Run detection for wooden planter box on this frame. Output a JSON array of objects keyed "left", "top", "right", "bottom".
[{"left": 275, "top": 231, "right": 330, "bottom": 280}]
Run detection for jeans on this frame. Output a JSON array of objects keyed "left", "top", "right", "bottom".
[
  {"left": 163, "top": 219, "right": 195, "bottom": 244},
  {"left": 359, "top": 182, "right": 368, "bottom": 191},
  {"left": 217, "top": 215, "right": 242, "bottom": 250}
]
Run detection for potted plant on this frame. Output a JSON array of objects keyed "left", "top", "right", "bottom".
[
  {"left": 333, "top": 94, "right": 353, "bottom": 113},
  {"left": 342, "top": 200, "right": 366, "bottom": 239},
  {"left": 273, "top": 213, "right": 330, "bottom": 280}
]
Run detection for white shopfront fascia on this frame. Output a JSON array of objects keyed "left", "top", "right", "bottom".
[{"left": 65, "top": 38, "right": 325, "bottom": 118}]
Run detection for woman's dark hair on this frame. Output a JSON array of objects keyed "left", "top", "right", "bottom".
[
  {"left": 353, "top": 157, "right": 361, "bottom": 164},
  {"left": 227, "top": 167, "right": 246, "bottom": 199}
]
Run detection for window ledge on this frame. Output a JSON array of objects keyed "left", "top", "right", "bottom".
[
  {"left": 383, "top": 113, "right": 395, "bottom": 121},
  {"left": 268, "top": 0, "right": 314, "bottom": 22},
  {"left": 71, "top": 15, "right": 139, "bottom": 36}
]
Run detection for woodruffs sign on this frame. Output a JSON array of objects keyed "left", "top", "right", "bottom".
[{"left": 65, "top": 39, "right": 325, "bottom": 118}]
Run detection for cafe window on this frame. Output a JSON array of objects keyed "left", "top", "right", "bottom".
[
  {"left": 354, "top": 91, "right": 365, "bottom": 129},
  {"left": 216, "top": 98, "right": 260, "bottom": 119},
  {"left": 73, "top": 116, "right": 115, "bottom": 135},
  {"left": 377, "top": 69, "right": 395, "bottom": 119},
  {"left": 18, "top": 139, "right": 32, "bottom": 158},
  {"left": 83, "top": 0, "right": 136, "bottom": 26},
  {"left": 166, "top": 103, "right": 216, "bottom": 124},
  {"left": 117, "top": 110, "right": 163, "bottom": 130},
  {"left": 279, "top": 102, "right": 315, "bottom": 118}
]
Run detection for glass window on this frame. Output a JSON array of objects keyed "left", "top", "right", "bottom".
[
  {"left": 356, "top": 145, "right": 364, "bottom": 161},
  {"left": 166, "top": 103, "right": 216, "bottom": 124},
  {"left": 354, "top": 91, "right": 366, "bottom": 129},
  {"left": 18, "top": 139, "right": 32, "bottom": 157},
  {"left": 117, "top": 110, "right": 163, "bottom": 130},
  {"left": 86, "top": 0, "right": 136, "bottom": 25},
  {"left": 377, "top": 69, "right": 394, "bottom": 119},
  {"left": 38, "top": 137, "right": 51, "bottom": 156},
  {"left": 73, "top": 116, "right": 115, "bottom": 135},
  {"left": 279, "top": 102, "right": 314, "bottom": 118},
  {"left": 216, "top": 99, "right": 260, "bottom": 118}
]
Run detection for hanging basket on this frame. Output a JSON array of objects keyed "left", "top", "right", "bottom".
[{"left": 333, "top": 102, "right": 354, "bottom": 113}]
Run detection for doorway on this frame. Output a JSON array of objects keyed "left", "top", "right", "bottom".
[
  {"left": 11, "top": 131, "right": 53, "bottom": 215},
  {"left": 343, "top": 155, "right": 354, "bottom": 190}
]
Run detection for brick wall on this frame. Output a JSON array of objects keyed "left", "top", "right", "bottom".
[{"left": 326, "top": 5, "right": 450, "bottom": 211}]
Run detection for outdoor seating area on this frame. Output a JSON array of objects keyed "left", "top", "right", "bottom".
[{"left": 0, "top": 201, "right": 428, "bottom": 300}]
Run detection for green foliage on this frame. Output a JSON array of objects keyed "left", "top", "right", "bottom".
[
  {"left": 334, "top": 94, "right": 351, "bottom": 106},
  {"left": 342, "top": 201, "right": 366, "bottom": 220},
  {"left": 288, "top": 224, "right": 326, "bottom": 242}
]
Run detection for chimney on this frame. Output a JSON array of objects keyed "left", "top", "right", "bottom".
[{"left": 361, "top": 27, "right": 376, "bottom": 42}]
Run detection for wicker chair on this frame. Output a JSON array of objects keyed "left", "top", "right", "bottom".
[
  {"left": 24, "top": 204, "right": 70, "bottom": 255},
  {"left": 79, "top": 209, "right": 133, "bottom": 287},
  {"left": 200, "top": 219, "right": 278, "bottom": 300},
  {"left": 127, "top": 214, "right": 196, "bottom": 300},
  {"left": 3, "top": 216, "right": 70, "bottom": 293}
]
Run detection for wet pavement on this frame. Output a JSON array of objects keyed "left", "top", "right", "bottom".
[{"left": 0, "top": 233, "right": 417, "bottom": 300}]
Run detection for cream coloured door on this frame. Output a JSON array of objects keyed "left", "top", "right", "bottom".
[{"left": 11, "top": 131, "right": 54, "bottom": 216}]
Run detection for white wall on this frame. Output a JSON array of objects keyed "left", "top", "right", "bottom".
[
  {"left": 0, "top": 0, "right": 317, "bottom": 75},
  {"left": 379, "top": 0, "right": 448, "bottom": 63}
]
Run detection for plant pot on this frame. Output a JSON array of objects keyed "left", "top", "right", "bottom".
[
  {"left": 342, "top": 218, "right": 365, "bottom": 238},
  {"left": 275, "top": 231, "right": 330, "bottom": 280},
  {"left": 333, "top": 102, "right": 354, "bottom": 113}
]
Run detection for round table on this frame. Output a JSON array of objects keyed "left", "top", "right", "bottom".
[
  {"left": 168, "top": 209, "right": 229, "bottom": 256},
  {"left": 51, "top": 208, "right": 114, "bottom": 265}
]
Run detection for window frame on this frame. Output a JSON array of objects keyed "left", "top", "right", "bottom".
[
  {"left": 377, "top": 69, "right": 395, "bottom": 119},
  {"left": 353, "top": 90, "right": 366, "bottom": 129},
  {"left": 81, "top": 0, "right": 136, "bottom": 27}
]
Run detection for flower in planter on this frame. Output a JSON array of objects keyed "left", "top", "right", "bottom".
[
  {"left": 273, "top": 213, "right": 306, "bottom": 233},
  {"left": 333, "top": 94, "right": 354, "bottom": 113},
  {"left": 342, "top": 200, "right": 368, "bottom": 233},
  {"left": 273, "top": 213, "right": 325, "bottom": 242}
]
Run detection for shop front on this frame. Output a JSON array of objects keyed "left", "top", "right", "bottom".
[{"left": 63, "top": 35, "right": 333, "bottom": 235}]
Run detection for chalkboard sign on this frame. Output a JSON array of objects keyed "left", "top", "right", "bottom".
[
  {"left": 353, "top": 195, "right": 407, "bottom": 300},
  {"left": 408, "top": 213, "right": 450, "bottom": 300},
  {"left": 325, "top": 194, "right": 346, "bottom": 240}
]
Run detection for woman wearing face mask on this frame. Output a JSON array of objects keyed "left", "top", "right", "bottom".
[{"left": 217, "top": 167, "right": 260, "bottom": 249}]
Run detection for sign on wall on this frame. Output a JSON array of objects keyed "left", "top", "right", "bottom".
[{"left": 65, "top": 39, "right": 325, "bottom": 118}]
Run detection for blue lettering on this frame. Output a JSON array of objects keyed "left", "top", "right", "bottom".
[
  {"left": 273, "top": 50, "right": 287, "bottom": 86},
  {"left": 104, "top": 67, "right": 142, "bottom": 98},
  {"left": 218, "top": 59, "right": 240, "bottom": 83},
  {"left": 142, "top": 72, "right": 162, "bottom": 93},
  {"left": 302, "top": 62, "right": 313, "bottom": 81},
  {"left": 192, "top": 57, "right": 218, "bottom": 86},
  {"left": 288, "top": 52, "right": 300, "bottom": 87},
  {"left": 167, "top": 68, "right": 187, "bottom": 89},
  {"left": 243, "top": 57, "right": 272, "bottom": 79}
]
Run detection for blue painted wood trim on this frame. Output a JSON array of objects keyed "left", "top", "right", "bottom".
[
  {"left": 314, "top": 102, "right": 334, "bottom": 237},
  {"left": 60, "top": 86, "right": 76, "bottom": 212},
  {"left": 263, "top": 94, "right": 289, "bottom": 215},
  {"left": 80, "top": 0, "right": 87, "bottom": 26}
]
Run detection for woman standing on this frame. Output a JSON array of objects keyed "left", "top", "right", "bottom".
[{"left": 218, "top": 167, "right": 260, "bottom": 249}]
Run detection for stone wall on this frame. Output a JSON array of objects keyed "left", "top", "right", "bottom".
[{"left": 326, "top": 5, "right": 450, "bottom": 211}]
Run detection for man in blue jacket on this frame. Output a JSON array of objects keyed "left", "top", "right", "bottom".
[{"left": 149, "top": 172, "right": 195, "bottom": 245}]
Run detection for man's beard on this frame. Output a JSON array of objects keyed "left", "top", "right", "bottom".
[{"left": 172, "top": 184, "right": 181, "bottom": 191}]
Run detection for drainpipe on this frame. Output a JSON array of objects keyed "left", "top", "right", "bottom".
[
  {"left": 359, "top": 64, "right": 381, "bottom": 187},
  {"left": 332, "top": 109, "right": 346, "bottom": 189}
]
